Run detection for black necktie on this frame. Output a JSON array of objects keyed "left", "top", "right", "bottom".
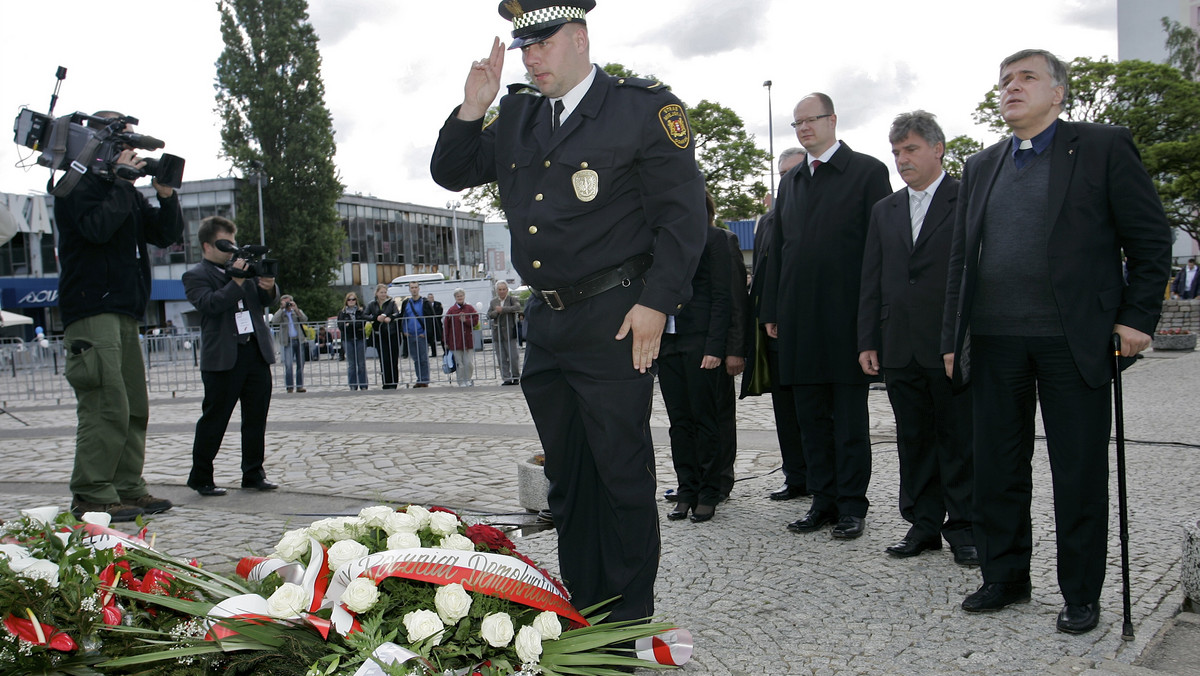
[{"left": 552, "top": 99, "right": 564, "bottom": 133}]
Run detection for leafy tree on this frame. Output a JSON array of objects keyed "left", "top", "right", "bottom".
[
  {"left": 1163, "top": 17, "right": 1200, "bottom": 79},
  {"left": 974, "top": 56, "right": 1200, "bottom": 242},
  {"left": 943, "top": 135, "right": 983, "bottom": 180},
  {"left": 215, "top": 0, "right": 345, "bottom": 318},
  {"left": 460, "top": 63, "right": 770, "bottom": 221}
]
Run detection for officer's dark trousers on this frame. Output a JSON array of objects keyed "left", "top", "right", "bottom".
[
  {"left": 883, "top": 360, "right": 974, "bottom": 547},
  {"left": 792, "top": 383, "right": 871, "bottom": 518},
  {"left": 522, "top": 284, "right": 658, "bottom": 622},
  {"left": 971, "top": 335, "right": 1110, "bottom": 605},
  {"left": 188, "top": 340, "right": 272, "bottom": 488},
  {"left": 766, "top": 339, "right": 806, "bottom": 489},
  {"left": 658, "top": 334, "right": 725, "bottom": 507}
]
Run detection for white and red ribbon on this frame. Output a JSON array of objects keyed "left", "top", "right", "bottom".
[{"left": 636, "top": 627, "right": 693, "bottom": 666}]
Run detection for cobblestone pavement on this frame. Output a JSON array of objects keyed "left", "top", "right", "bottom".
[{"left": 1, "top": 349, "right": 1198, "bottom": 675}]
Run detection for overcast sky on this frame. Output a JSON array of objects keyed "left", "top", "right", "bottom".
[{"left": 1, "top": 0, "right": 1121, "bottom": 210}]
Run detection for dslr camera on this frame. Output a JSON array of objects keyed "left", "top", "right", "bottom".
[
  {"left": 216, "top": 240, "right": 279, "bottom": 279},
  {"left": 12, "top": 67, "right": 185, "bottom": 194}
]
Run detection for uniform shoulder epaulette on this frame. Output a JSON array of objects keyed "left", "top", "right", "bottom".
[
  {"left": 614, "top": 77, "right": 668, "bottom": 93},
  {"left": 507, "top": 83, "right": 543, "bottom": 96}
]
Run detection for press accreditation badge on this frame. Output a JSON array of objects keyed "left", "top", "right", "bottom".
[{"left": 235, "top": 300, "right": 253, "bottom": 335}]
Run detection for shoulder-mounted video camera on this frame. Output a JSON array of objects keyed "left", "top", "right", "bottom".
[
  {"left": 216, "top": 240, "right": 279, "bottom": 279},
  {"left": 11, "top": 67, "right": 185, "bottom": 196}
]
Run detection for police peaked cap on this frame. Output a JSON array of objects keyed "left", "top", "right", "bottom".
[{"left": 499, "top": 0, "right": 596, "bottom": 50}]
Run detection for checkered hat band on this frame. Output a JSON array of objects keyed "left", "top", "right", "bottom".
[{"left": 512, "top": 6, "right": 586, "bottom": 30}]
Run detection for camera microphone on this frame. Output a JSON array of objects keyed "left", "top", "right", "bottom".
[
  {"left": 122, "top": 132, "right": 164, "bottom": 150},
  {"left": 243, "top": 245, "right": 270, "bottom": 256}
]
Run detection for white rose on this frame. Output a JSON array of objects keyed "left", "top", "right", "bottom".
[
  {"left": 0, "top": 544, "right": 30, "bottom": 560},
  {"left": 327, "top": 517, "right": 365, "bottom": 541},
  {"left": 273, "top": 529, "right": 311, "bottom": 562},
  {"left": 326, "top": 539, "right": 370, "bottom": 571},
  {"left": 514, "top": 624, "right": 543, "bottom": 664},
  {"left": 358, "top": 506, "right": 395, "bottom": 528},
  {"left": 404, "top": 505, "right": 432, "bottom": 529},
  {"left": 434, "top": 583, "right": 473, "bottom": 624},
  {"left": 20, "top": 506, "right": 60, "bottom": 525},
  {"left": 402, "top": 609, "right": 445, "bottom": 645},
  {"left": 386, "top": 532, "right": 421, "bottom": 550},
  {"left": 439, "top": 534, "right": 475, "bottom": 551},
  {"left": 383, "top": 511, "right": 420, "bottom": 536},
  {"left": 265, "top": 582, "right": 310, "bottom": 618},
  {"left": 428, "top": 512, "right": 460, "bottom": 537},
  {"left": 479, "top": 612, "right": 514, "bottom": 647},
  {"left": 341, "top": 577, "right": 380, "bottom": 613},
  {"left": 305, "top": 518, "right": 339, "bottom": 542},
  {"left": 532, "top": 611, "right": 562, "bottom": 640},
  {"left": 81, "top": 511, "right": 112, "bottom": 528},
  {"left": 12, "top": 559, "right": 60, "bottom": 588}
]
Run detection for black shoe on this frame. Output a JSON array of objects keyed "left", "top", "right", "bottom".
[
  {"left": 689, "top": 504, "right": 715, "bottom": 523},
  {"left": 242, "top": 479, "right": 279, "bottom": 491},
  {"left": 1056, "top": 602, "right": 1100, "bottom": 634},
  {"left": 885, "top": 537, "right": 941, "bottom": 558},
  {"left": 123, "top": 494, "right": 174, "bottom": 514},
  {"left": 961, "top": 582, "right": 1032, "bottom": 613},
  {"left": 831, "top": 515, "right": 865, "bottom": 539},
  {"left": 191, "top": 484, "right": 228, "bottom": 497},
  {"left": 952, "top": 545, "right": 980, "bottom": 566},
  {"left": 787, "top": 508, "right": 836, "bottom": 533},
  {"left": 667, "top": 503, "right": 692, "bottom": 521},
  {"left": 769, "top": 483, "right": 810, "bottom": 500}
]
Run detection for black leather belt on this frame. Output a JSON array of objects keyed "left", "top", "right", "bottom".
[{"left": 534, "top": 253, "right": 652, "bottom": 311}]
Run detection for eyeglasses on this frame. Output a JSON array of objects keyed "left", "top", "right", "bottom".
[
  {"left": 347, "top": 298, "right": 357, "bottom": 302},
  {"left": 791, "top": 114, "right": 832, "bottom": 128}
]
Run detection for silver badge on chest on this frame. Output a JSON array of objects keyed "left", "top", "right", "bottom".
[{"left": 572, "top": 169, "right": 599, "bottom": 202}]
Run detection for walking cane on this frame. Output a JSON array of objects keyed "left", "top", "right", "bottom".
[{"left": 1111, "top": 333, "right": 1135, "bottom": 640}]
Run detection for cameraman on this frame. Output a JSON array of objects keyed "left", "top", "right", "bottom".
[
  {"left": 182, "top": 216, "right": 280, "bottom": 495},
  {"left": 55, "top": 112, "right": 182, "bottom": 522}
]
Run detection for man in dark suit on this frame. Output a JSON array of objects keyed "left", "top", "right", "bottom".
[
  {"left": 742, "top": 148, "right": 810, "bottom": 502},
  {"left": 858, "top": 111, "right": 975, "bottom": 565},
  {"left": 1172, "top": 259, "right": 1200, "bottom": 299},
  {"left": 942, "top": 49, "right": 1171, "bottom": 634},
  {"left": 430, "top": 0, "right": 705, "bottom": 621},
  {"left": 183, "top": 216, "right": 280, "bottom": 496},
  {"left": 762, "top": 93, "right": 892, "bottom": 540}
]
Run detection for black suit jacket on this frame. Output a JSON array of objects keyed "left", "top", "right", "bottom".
[
  {"left": 182, "top": 260, "right": 277, "bottom": 371},
  {"left": 760, "top": 142, "right": 893, "bottom": 385},
  {"left": 721, "top": 228, "right": 749, "bottom": 359},
  {"left": 1172, "top": 267, "right": 1200, "bottom": 299},
  {"left": 858, "top": 175, "right": 959, "bottom": 369},
  {"left": 942, "top": 120, "right": 1172, "bottom": 389},
  {"left": 669, "top": 225, "right": 731, "bottom": 357}
]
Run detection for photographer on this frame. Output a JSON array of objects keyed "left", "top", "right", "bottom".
[
  {"left": 270, "top": 295, "right": 309, "bottom": 393},
  {"left": 56, "top": 112, "right": 182, "bottom": 522},
  {"left": 182, "top": 216, "right": 280, "bottom": 496}
]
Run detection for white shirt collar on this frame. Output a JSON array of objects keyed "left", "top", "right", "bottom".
[
  {"left": 550, "top": 64, "right": 598, "bottom": 125},
  {"left": 908, "top": 170, "right": 947, "bottom": 200},
  {"left": 808, "top": 141, "right": 842, "bottom": 172}
]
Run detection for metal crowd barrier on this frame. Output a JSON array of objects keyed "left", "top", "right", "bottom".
[{"left": 0, "top": 319, "right": 515, "bottom": 407}]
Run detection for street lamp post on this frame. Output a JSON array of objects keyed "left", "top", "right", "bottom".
[
  {"left": 249, "top": 160, "right": 267, "bottom": 246},
  {"left": 763, "top": 80, "right": 775, "bottom": 197},
  {"left": 446, "top": 200, "right": 462, "bottom": 279}
]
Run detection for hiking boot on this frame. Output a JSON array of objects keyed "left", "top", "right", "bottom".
[
  {"left": 122, "top": 495, "right": 173, "bottom": 514},
  {"left": 71, "top": 498, "right": 144, "bottom": 523}
]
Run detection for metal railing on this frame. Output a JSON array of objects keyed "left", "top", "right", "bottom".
[{"left": 0, "top": 318, "right": 515, "bottom": 406}]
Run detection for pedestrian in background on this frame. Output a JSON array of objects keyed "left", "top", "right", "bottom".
[
  {"left": 366, "top": 283, "right": 401, "bottom": 389},
  {"left": 444, "top": 288, "right": 478, "bottom": 386},
  {"left": 399, "top": 281, "right": 436, "bottom": 388},
  {"left": 338, "top": 291, "right": 369, "bottom": 390},
  {"left": 489, "top": 280, "right": 523, "bottom": 385},
  {"left": 270, "top": 294, "right": 308, "bottom": 393},
  {"left": 428, "top": 292, "right": 446, "bottom": 357}
]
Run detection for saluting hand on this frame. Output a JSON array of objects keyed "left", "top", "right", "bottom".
[
  {"left": 616, "top": 304, "right": 666, "bottom": 373},
  {"left": 459, "top": 37, "right": 505, "bottom": 121}
]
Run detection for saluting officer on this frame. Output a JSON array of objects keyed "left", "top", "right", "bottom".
[{"left": 431, "top": 0, "right": 706, "bottom": 622}]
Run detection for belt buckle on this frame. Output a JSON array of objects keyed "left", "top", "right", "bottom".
[{"left": 541, "top": 289, "right": 565, "bottom": 311}]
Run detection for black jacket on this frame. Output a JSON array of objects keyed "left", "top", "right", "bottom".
[
  {"left": 54, "top": 173, "right": 183, "bottom": 327},
  {"left": 337, "top": 305, "right": 369, "bottom": 341},
  {"left": 182, "top": 260, "right": 277, "bottom": 371}
]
